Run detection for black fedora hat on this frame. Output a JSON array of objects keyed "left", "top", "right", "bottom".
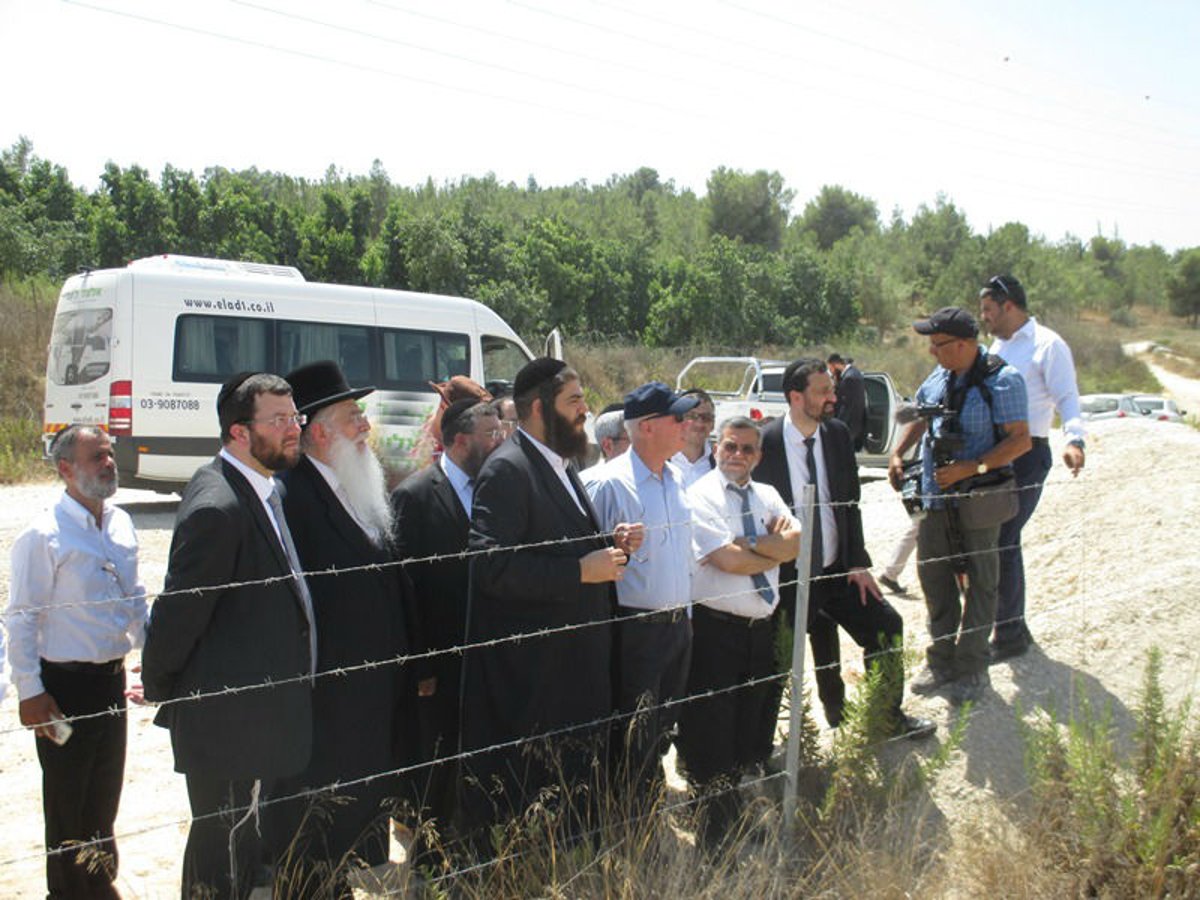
[{"left": 285, "top": 360, "right": 375, "bottom": 418}]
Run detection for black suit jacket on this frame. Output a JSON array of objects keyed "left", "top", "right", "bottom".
[
  {"left": 835, "top": 365, "right": 868, "bottom": 450},
  {"left": 143, "top": 456, "right": 313, "bottom": 779},
  {"left": 460, "top": 431, "right": 613, "bottom": 816},
  {"left": 279, "top": 456, "right": 411, "bottom": 784},
  {"left": 756, "top": 416, "right": 871, "bottom": 618},
  {"left": 390, "top": 460, "right": 471, "bottom": 751}
]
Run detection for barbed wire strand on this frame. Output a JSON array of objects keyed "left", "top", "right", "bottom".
[
  {"left": 0, "top": 467, "right": 1128, "bottom": 622},
  {"left": 0, "top": 525, "right": 1094, "bottom": 735}
]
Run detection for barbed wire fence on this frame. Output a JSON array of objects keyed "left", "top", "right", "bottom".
[{"left": 0, "top": 466, "right": 1191, "bottom": 892}]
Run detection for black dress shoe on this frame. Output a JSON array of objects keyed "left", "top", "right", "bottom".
[
  {"left": 878, "top": 575, "right": 908, "bottom": 595},
  {"left": 892, "top": 712, "right": 936, "bottom": 740}
]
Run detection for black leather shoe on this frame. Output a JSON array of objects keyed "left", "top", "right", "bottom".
[
  {"left": 989, "top": 633, "right": 1033, "bottom": 664},
  {"left": 892, "top": 712, "right": 936, "bottom": 740},
  {"left": 878, "top": 575, "right": 908, "bottom": 595}
]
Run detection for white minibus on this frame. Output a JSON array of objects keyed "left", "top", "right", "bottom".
[{"left": 43, "top": 255, "right": 534, "bottom": 492}]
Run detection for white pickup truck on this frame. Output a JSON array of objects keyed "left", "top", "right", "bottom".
[{"left": 675, "top": 356, "right": 912, "bottom": 471}]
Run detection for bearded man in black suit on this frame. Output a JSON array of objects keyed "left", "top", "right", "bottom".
[
  {"left": 459, "top": 358, "right": 642, "bottom": 849},
  {"left": 269, "top": 360, "right": 414, "bottom": 897},
  {"left": 143, "top": 373, "right": 316, "bottom": 900},
  {"left": 390, "top": 397, "right": 504, "bottom": 866}
]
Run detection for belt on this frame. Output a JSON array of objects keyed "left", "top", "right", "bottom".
[
  {"left": 695, "top": 605, "right": 772, "bottom": 628},
  {"left": 41, "top": 658, "right": 125, "bottom": 675},
  {"left": 618, "top": 606, "right": 687, "bottom": 625}
]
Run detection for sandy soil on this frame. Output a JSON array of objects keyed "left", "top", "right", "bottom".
[{"left": 1, "top": 415, "right": 1198, "bottom": 897}]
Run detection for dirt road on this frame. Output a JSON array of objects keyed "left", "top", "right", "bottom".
[{"left": 1, "top": 417, "right": 1198, "bottom": 897}]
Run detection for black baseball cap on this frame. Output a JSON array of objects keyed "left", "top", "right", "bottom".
[{"left": 913, "top": 307, "right": 979, "bottom": 339}]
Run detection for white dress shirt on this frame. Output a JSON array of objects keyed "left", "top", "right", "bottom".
[
  {"left": 688, "top": 470, "right": 794, "bottom": 619},
  {"left": 990, "top": 316, "right": 1085, "bottom": 442},
  {"left": 670, "top": 443, "right": 715, "bottom": 489},
  {"left": 782, "top": 417, "right": 839, "bottom": 570},
  {"left": 308, "top": 454, "right": 383, "bottom": 545},
  {"left": 440, "top": 452, "right": 475, "bottom": 516},
  {"left": 220, "top": 446, "right": 285, "bottom": 543},
  {"left": 7, "top": 492, "right": 146, "bottom": 700},
  {"left": 519, "top": 428, "right": 587, "bottom": 515}
]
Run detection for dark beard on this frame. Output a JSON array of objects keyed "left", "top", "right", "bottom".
[
  {"left": 250, "top": 429, "right": 298, "bottom": 472},
  {"left": 544, "top": 406, "right": 588, "bottom": 459}
]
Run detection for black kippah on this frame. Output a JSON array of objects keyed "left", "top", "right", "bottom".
[
  {"left": 441, "top": 397, "right": 481, "bottom": 438},
  {"left": 513, "top": 357, "right": 568, "bottom": 398},
  {"left": 216, "top": 371, "right": 256, "bottom": 416}
]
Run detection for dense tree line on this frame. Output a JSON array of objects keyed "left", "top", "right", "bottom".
[{"left": 1, "top": 136, "right": 1195, "bottom": 345}]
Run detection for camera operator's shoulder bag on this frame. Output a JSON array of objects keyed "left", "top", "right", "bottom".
[{"left": 949, "top": 353, "right": 1020, "bottom": 530}]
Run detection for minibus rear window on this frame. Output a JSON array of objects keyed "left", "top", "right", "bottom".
[{"left": 49, "top": 308, "right": 113, "bottom": 386}]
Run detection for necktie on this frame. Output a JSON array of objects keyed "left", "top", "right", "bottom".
[
  {"left": 726, "top": 483, "right": 774, "bottom": 604},
  {"left": 803, "top": 436, "right": 825, "bottom": 579},
  {"left": 267, "top": 489, "right": 317, "bottom": 674}
]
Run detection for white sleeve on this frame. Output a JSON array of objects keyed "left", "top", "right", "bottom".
[
  {"left": 688, "top": 485, "right": 735, "bottom": 562},
  {"left": 7, "top": 527, "right": 54, "bottom": 700}
]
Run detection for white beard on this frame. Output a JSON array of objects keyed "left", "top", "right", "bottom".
[{"left": 327, "top": 432, "right": 393, "bottom": 545}]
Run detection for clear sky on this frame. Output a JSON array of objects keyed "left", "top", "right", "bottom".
[{"left": 3, "top": 0, "right": 1198, "bottom": 250}]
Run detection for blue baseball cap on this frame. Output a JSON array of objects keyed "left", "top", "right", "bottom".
[{"left": 623, "top": 382, "right": 701, "bottom": 420}]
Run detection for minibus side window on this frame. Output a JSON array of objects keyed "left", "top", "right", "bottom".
[
  {"left": 380, "top": 329, "right": 470, "bottom": 390},
  {"left": 481, "top": 335, "right": 531, "bottom": 387},
  {"left": 174, "top": 315, "right": 269, "bottom": 382},
  {"left": 277, "top": 322, "right": 371, "bottom": 383}
]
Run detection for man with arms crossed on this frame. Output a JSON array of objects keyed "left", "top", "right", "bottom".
[
  {"left": 678, "top": 416, "right": 799, "bottom": 852},
  {"left": 8, "top": 425, "right": 146, "bottom": 899},
  {"left": 979, "top": 274, "right": 1085, "bottom": 661},
  {"left": 143, "top": 373, "right": 316, "bottom": 899}
]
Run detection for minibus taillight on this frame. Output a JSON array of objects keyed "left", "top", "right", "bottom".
[{"left": 109, "top": 380, "right": 133, "bottom": 435}]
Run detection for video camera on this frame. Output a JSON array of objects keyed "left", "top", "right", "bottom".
[{"left": 896, "top": 403, "right": 965, "bottom": 517}]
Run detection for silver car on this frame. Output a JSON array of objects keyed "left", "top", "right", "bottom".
[
  {"left": 1079, "top": 393, "right": 1143, "bottom": 420},
  {"left": 1132, "top": 395, "right": 1187, "bottom": 422}
]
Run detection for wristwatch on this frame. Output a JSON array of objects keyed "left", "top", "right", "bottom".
[
  {"left": 747, "top": 535, "right": 758, "bottom": 550},
  {"left": 975, "top": 460, "right": 989, "bottom": 475}
]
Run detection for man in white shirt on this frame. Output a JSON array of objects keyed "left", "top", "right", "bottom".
[
  {"left": 979, "top": 275, "right": 1086, "bottom": 661},
  {"left": 678, "top": 416, "right": 799, "bottom": 852},
  {"left": 8, "top": 424, "right": 146, "bottom": 899},
  {"left": 670, "top": 389, "right": 717, "bottom": 488}
]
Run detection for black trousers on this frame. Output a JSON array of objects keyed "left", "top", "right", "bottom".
[
  {"left": 808, "top": 573, "right": 905, "bottom": 726},
  {"left": 36, "top": 659, "right": 126, "bottom": 900},
  {"left": 676, "top": 607, "right": 776, "bottom": 850},
  {"left": 613, "top": 612, "right": 691, "bottom": 800},
  {"left": 183, "top": 774, "right": 270, "bottom": 900}
]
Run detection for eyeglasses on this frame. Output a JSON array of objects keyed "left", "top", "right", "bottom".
[
  {"left": 719, "top": 440, "right": 758, "bottom": 456},
  {"left": 499, "top": 419, "right": 518, "bottom": 434},
  {"left": 478, "top": 428, "right": 505, "bottom": 441},
  {"left": 684, "top": 412, "right": 716, "bottom": 424},
  {"left": 244, "top": 413, "right": 307, "bottom": 430}
]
